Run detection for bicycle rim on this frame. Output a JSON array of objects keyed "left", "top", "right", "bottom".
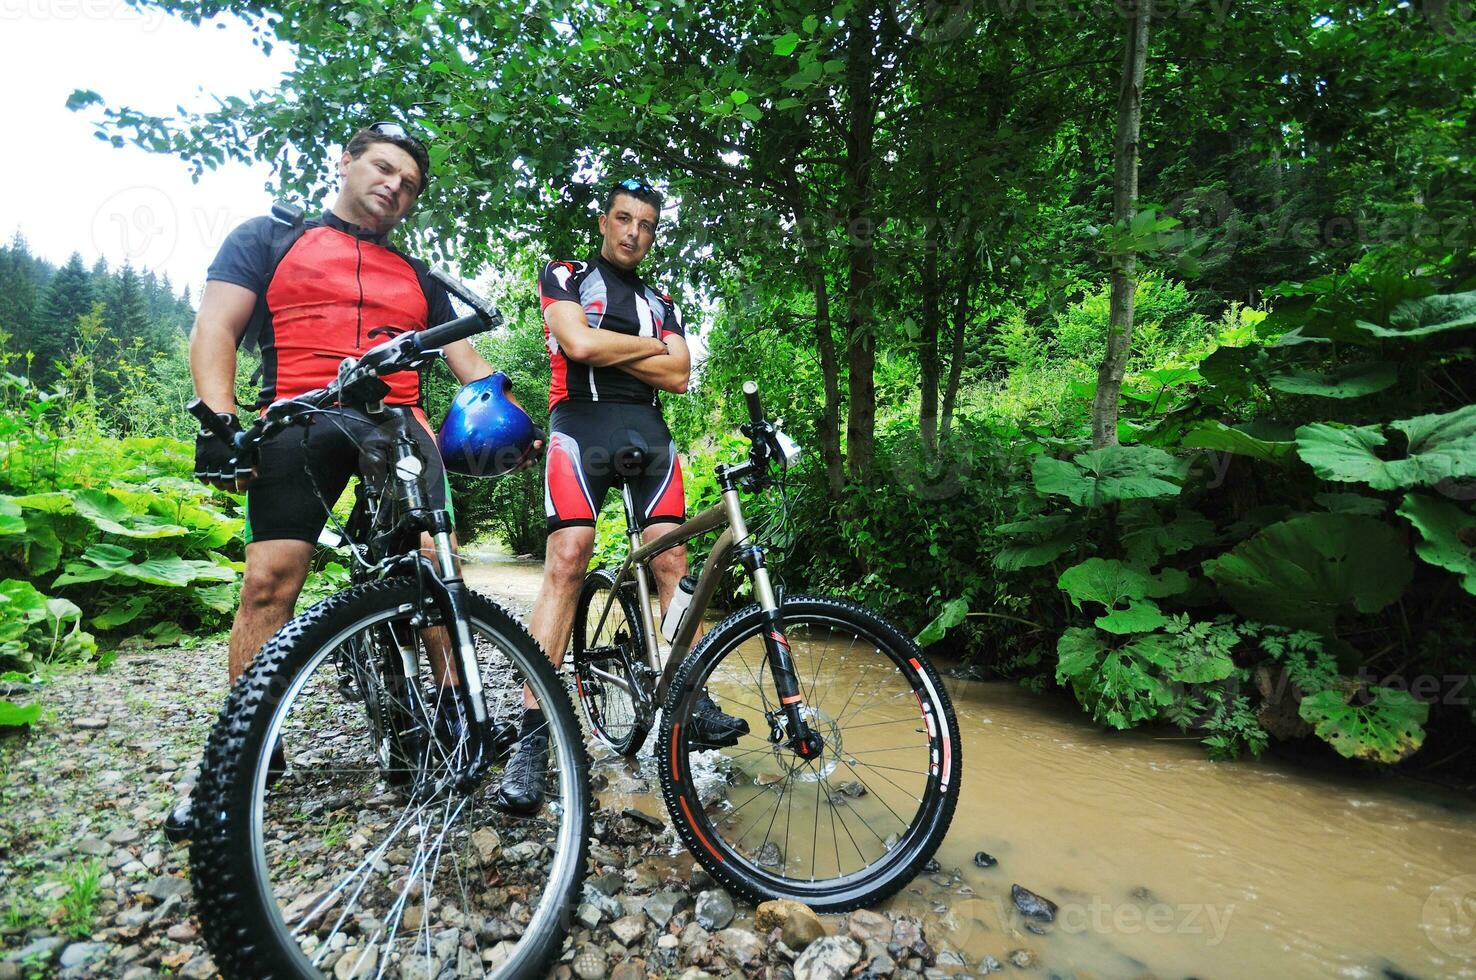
[
  {"left": 659, "top": 597, "right": 958, "bottom": 910},
  {"left": 194, "top": 584, "right": 588, "bottom": 979},
  {"left": 573, "top": 572, "right": 650, "bottom": 754}
]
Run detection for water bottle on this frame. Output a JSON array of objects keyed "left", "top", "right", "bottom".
[{"left": 661, "top": 575, "right": 698, "bottom": 641}]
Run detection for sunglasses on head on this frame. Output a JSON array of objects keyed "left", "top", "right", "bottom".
[
  {"left": 370, "top": 121, "right": 428, "bottom": 157},
  {"left": 618, "top": 177, "right": 655, "bottom": 196}
]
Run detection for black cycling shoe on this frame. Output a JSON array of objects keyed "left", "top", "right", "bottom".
[
  {"left": 494, "top": 733, "right": 548, "bottom": 815},
  {"left": 686, "top": 693, "right": 749, "bottom": 750},
  {"left": 164, "top": 742, "right": 287, "bottom": 843}
]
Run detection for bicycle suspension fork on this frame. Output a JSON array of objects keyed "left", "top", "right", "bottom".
[{"left": 721, "top": 488, "right": 823, "bottom": 760}]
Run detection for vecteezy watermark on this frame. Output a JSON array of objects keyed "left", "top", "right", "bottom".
[
  {"left": 954, "top": 893, "right": 1237, "bottom": 947},
  {"left": 0, "top": 0, "right": 167, "bottom": 29},
  {"left": 1422, "top": 874, "right": 1476, "bottom": 957},
  {"left": 91, "top": 185, "right": 180, "bottom": 271}
]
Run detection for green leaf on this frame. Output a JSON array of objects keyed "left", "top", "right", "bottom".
[
  {"left": 1055, "top": 627, "right": 1107, "bottom": 680},
  {"left": 1314, "top": 492, "right": 1387, "bottom": 517},
  {"left": 1096, "top": 599, "right": 1169, "bottom": 635},
  {"left": 736, "top": 103, "right": 763, "bottom": 122},
  {"left": 1397, "top": 494, "right": 1476, "bottom": 595},
  {"left": 916, "top": 597, "right": 969, "bottom": 647},
  {"left": 65, "top": 89, "right": 103, "bottom": 111},
  {"left": 1295, "top": 406, "right": 1476, "bottom": 490},
  {"left": 73, "top": 490, "right": 188, "bottom": 539},
  {"left": 1031, "top": 445, "right": 1187, "bottom": 506},
  {"left": 1119, "top": 503, "right": 1216, "bottom": 565},
  {"left": 1299, "top": 685, "right": 1428, "bottom": 763},
  {"left": 1180, "top": 422, "right": 1295, "bottom": 461},
  {"left": 774, "top": 32, "right": 800, "bottom": 55},
  {"left": 91, "top": 595, "right": 150, "bottom": 630},
  {"left": 995, "top": 534, "right": 1075, "bottom": 571},
  {"left": 53, "top": 542, "right": 235, "bottom": 589},
  {"left": 803, "top": 14, "right": 819, "bottom": 31},
  {"left": 1353, "top": 291, "right": 1476, "bottom": 339},
  {"left": 1268, "top": 362, "right": 1397, "bottom": 398},
  {"left": 1058, "top": 560, "right": 1188, "bottom": 611},
  {"left": 0, "top": 497, "right": 24, "bottom": 537},
  {"left": 730, "top": 89, "right": 749, "bottom": 105},
  {"left": 0, "top": 699, "right": 41, "bottom": 728},
  {"left": 1203, "top": 513, "right": 1412, "bottom": 632}
]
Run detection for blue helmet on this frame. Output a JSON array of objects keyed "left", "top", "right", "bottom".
[{"left": 437, "top": 372, "right": 537, "bottom": 478}]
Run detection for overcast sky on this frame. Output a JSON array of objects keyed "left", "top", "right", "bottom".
[{"left": 0, "top": 3, "right": 293, "bottom": 295}]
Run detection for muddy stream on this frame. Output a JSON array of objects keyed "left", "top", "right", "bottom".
[{"left": 463, "top": 550, "right": 1476, "bottom": 979}]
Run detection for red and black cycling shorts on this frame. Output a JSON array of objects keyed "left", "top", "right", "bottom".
[
  {"left": 544, "top": 401, "right": 685, "bottom": 533},
  {"left": 244, "top": 406, "right": 450, "bottom": 544}
]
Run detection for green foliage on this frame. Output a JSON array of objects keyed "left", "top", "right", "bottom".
[
  {"left": 1299, "top": 685, "right": 1429, "bottom": 764},
  {"left": 1031, "top": 445, "right": 1187, "bottom": 507},
  {"left": 1294, "top": 406, "right": 1476, "bottom": 491},
  {"left": 1202, "top": 514, "right": 1412, "bottom": 633},
  {"left": 1397, "top": 494, "right": 1476, "bottom": 595},
  {"left": 57, "top": 861, "right": 104, "bottom": 938}
]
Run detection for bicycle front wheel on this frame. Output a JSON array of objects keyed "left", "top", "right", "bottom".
[
  {"left": 190, "top": 580, "right": 589, "bottom": 980},
  {"left": 657, "top": 595, "right": 960, "bottom": 912},
  {"left": 571, "top": 568, "right": 653, "bottom": 755}
]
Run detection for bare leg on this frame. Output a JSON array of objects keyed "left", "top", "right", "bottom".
[
  {"left": 644, "top": 523, "right": 701, "bottom": 648},
  {"left": 525, "top": 526, "right": 596, "bottom": 710},
  {"left": 229, "top": 540, "right": 314, "bottom": 682},
  {"left": 417, "top": 529, "right": 463, "bottom": 688}
]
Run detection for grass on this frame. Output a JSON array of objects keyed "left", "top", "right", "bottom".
[
  {"left": 321, "top": 817, "right": 352, "bottom": 850},
  {"left": 58, "top": 860, "right": 103, "bottom": 937}
]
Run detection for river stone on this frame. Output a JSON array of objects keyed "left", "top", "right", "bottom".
[
  {"left": 471, "top": 827, "right": 501, "bottom": 863},
  {"left": 609, "top": 914, "right": 647, "bottom": 946},
  {"left": 936, "top": 948, "right": 967, "bottom": 967},
  {"left": 714, "top": 928, "right": 765, "bottom": 965},
  {"left": 590, "top": 870, "right": 626, "bottom": 896},
  {"left": 755, "top": 898, "right": 827, "bottom": 950},
  {"left": 573, "top": 943, "right": 608, "bottom": 980},
  {"left": 105, "top": 827, "right": 141, "bottom": 845},
  {"left": 398, "top": 953, "right": 440, "bottom": 980},
  {"left": 694, "top": 889, "right": 735, "bottom": 930},
  {"left": 334, "top": 946, "right": 378, "bottom": 980},
  {"left": 144, "top": 874, "right": 191, "bottom": 901},
  {"left": 642, "top": 890, "right": 690, "bottom": 927},
  {"left": 75, "top": 837, "right": 110, "bottom": 857},
  {"left": 180, "top": 954, "right": 217, "bottom": 980},
  {"left": 74, "top": 716, "right": 108, "bottom": 729},
  {"left": 166, "top": 921, "right": 198, "bottom": 942},
  {"left": 981, "top": 954, "right": 1003, "bottom": 973},
  {"left": 1010, "top": 884, "right": 1057, "bottom": 921},
  {"left": 57, "top": 942, "right": 109, "bottom": 970},
  {"left": 847, "top": 908, "right": 890, "bottom": 943},
  {"left": 1007, "top": 948, "right": 1036, "bottom": 969},
  {"left": 973, "top": 851, "right": 998, "bottom": 868},
  {"left": 610, "top": 959, "right": 646, "bottom": 980},
  {"left": 793, "top": 936, "right": 862, "bottom": 980},
  {"left": 577, "top": 903, "right": 605, "bottom": 929},
  {"left": 622, "top": 808, "right": 665, "bottom": 831}
]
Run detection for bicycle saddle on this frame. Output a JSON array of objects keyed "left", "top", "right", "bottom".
[{"left": 613, "top": 445, "right": 648, "bottom": 477}]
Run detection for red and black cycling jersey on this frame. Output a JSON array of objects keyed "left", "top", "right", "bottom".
[
  {"left": 207, "top": 210, "right": 454, "bottom": 408},
  {"left": 538, "top": 252, "right": 685, "bottom": 410}
]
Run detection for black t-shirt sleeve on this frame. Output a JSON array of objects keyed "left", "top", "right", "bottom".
[
  {"left": 205, "top": 216, "right": 277, "bottom": 294},
  {"left": 539, "top": 260, "right": 584, "bottom": 307}
]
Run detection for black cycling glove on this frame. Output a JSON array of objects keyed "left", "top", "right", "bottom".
[{"left": 194, "top": 413, "right": 245, "bottom": 483}]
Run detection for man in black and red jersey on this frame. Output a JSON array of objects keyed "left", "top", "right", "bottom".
[
  {"left": 164, "top": 124, "right": 507, "bottom": 840},
  {"left": 497, "top": 178, "right": 746, "bottom": 813}
]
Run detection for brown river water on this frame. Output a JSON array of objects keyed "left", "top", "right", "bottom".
[{"left": 463, "top": 550, "right": 1476, "bottom": 979}]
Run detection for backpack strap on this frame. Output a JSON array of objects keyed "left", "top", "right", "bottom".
[{"left": 239, "top": 201, "right": 306, "bottom": 355}]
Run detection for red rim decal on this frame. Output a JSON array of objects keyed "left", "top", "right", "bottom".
[{"left": 679, "top": 794, "right": 724, "bottom": 862}]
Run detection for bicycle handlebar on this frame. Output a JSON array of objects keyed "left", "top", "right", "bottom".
[{"left": 743, "top": 380, "right": 763, "bottom": 427}]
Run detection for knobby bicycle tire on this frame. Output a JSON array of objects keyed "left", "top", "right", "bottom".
[
  {"left": 190, "top": 581, "right": 590, "bottom": 980},
  {"left": 571, "top": 568, "right": 653, "bottom": 756},
  {"left": 657, "top": 595, "right": 960, "bottom": 912}
]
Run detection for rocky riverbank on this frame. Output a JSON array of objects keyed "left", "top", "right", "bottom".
[{"left": 1, "top": 638, "right": 1026, "bottom": 980}]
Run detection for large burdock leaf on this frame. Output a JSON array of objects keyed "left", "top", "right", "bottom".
[
  {"left": 1298, "top": 684, "right": 1428, "bottom": 763},
  {"left": 1057, "top": 558, "right": 1188, "bottom": 610},
  {"left": 1180, "top": 421, "right": 1295, "bottom": 461},
  {"left": 73, "top": 490, "right": 189, "bottom": 539},
  {"left": 1397, "top": 494, "right": 1476, "bottom": 594},
  {"left": 0, "top": 497, "right": 24, "bottom": 538},
  {"left": 53, "top": 542, "right": 236, "bottom": 588},
  {"left": 1031, "top": 445, "right": 1187, "bottom": 506},
  {"left": 1202, "top": 514, "right": 1411, "bottom": 632},
  {"left": 1295, "top": 405, "right": 1476, "bottom": 490},
  {"left": 1268, "top": 362, "right": 1397, "bottom": 398},
  {"left": 1353, "top": 291, "right": 1476, "bottom": 340},
  {"left": 994, "top": 514, "right": 1077, "bottom": 571},
  {"left": 915, "top": 597, "right": 970, "bottom": 647},
  {"left": 1119, "top": 502, "right": 1216, "bottom": 565}
]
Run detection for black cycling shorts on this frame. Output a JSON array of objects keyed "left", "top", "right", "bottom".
[
  {"left": 545, "top": 401, "right": 685, "bottom": 532},
  {"left": 244, "top": 406, "right": 450, "bottom": 545}
]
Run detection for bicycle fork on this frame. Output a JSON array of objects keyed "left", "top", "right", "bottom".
[{"left": 722, "top": 489, "right": 824, "bottom": 761}]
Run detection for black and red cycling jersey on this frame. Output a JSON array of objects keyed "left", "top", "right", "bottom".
[
  {"left": 207, "top": 210, "right": 454, "bottom": 408},
  {"left": 538, "top": 253, "right": 685, "bottom": 410}
]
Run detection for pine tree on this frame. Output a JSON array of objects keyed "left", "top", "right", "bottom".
[
  {"left": 35, "top": 253, "right": 92, "bottom": 384},
  {"left": 0, "top": 233, "right": 40, "bottom": 355}
]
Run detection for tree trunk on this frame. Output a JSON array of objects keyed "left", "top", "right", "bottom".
[
  {"left": 919, "top": 169, "right": 941, "bottom": 454},
  {"left": 940, "top": 278, "right": 970, "bottom": 441},
  {"left": 807, "top": 249, "right": 846, "bottom": 499},
  {"left": 843, "top": 0, "right": 877, "bottom": 483},
  {"left": 1090, "top": 0, "right": 1153, "bottom": 449}
]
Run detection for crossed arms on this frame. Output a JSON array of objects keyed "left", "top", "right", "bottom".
[{"left": 544, "top": 300, "right": 690, "bottom": 394}]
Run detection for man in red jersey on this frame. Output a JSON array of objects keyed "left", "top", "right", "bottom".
[
  {"left": 496, "top": 178, "right": 747, "bottom": 814},
  {"left": 166, "top": 124, "right": 505, "bottom": 839}
]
